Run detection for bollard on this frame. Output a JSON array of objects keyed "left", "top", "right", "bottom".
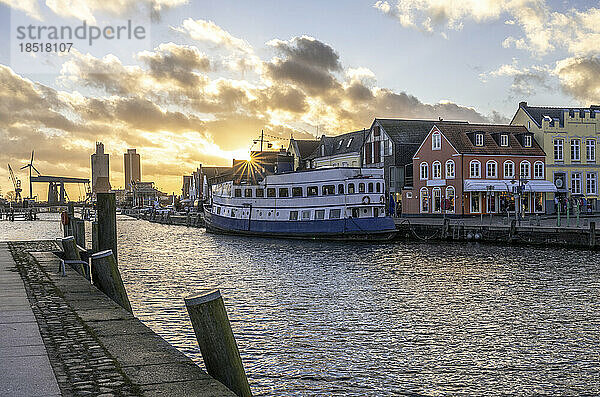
[
  {"left": 75, "top": 219, "right": 86, "bottom": 248},
  {"left": 590, "top": 222, "right": 596, "bottom": 248},
  {"left": 509, "top": 219, "right": 517, "bottom": 242},
  {"left": 441, "top": 218, "right": 449, "bottom": 239},
  {"left": 92, "top": 221, "right": 99, "bottom": 253},
  {"left": 185, "top": 290, "right": 252, "bottom": 397},
  {"left": 97, "top": 193, "right": 118, "bottom": 265},
  {"left": 90, "top": 250, "right": 132, "bottom": 312},
  {"left": 61, "top": 236, "right": 81, "bottom": 261}
]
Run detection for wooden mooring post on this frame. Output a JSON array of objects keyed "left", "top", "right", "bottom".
[
  {"left": 91, "top": 221, "right": 99, "bottom": 253},
  {"left": 90, "top": 250, "right": 132, "bottom": 312},
  {"left": 75, "top": 219, "right": 85, "bottom": 248},
  {"left": 590, "top": 222, "right": 596, "bottom": 248},
  {"left": 185, "top": 290, "right": 252, "bottom": 397},
  {"left": 96, "top": 192, "right": 118, "bottom": 264}
]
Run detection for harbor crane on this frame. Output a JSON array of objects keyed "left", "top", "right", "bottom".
[
  {"left": 20, "top": 150, "right": 40, "bottom": 200},
  {"left": 8, "top": 164, "right": 23, "bottom": 203}
]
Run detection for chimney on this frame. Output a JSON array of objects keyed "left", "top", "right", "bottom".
[{"left": 519, "top": 101, "right": 527, "bottom": 107}]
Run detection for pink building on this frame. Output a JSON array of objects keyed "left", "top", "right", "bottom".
[{"left": 403, "top": 123, "right": 557, "bottom": 216}]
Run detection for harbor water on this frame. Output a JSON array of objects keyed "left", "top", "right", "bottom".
[{"left": 2, "top": 214, "right": 600, "bottom": 395}]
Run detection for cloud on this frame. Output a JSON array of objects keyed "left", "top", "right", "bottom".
[
  {"left": 480, "top": 59, "right": 554, "bottom": 96},
  {"left": 0, "top": 0, "right": 42, "bottom": 19},
  {"left": 374, "top": 0, "right": 600, "bottom": 57},
  {"left": 555, "top": 57, "right": 600, "bottom": 105}
]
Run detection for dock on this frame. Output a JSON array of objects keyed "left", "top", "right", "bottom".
[{"left": 0, "top": 240, "right": 235, "bottom": 396}]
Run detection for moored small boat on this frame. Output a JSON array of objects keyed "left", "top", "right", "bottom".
[{"left": 204, "top": 167, "right": 397, "bottom": 240}]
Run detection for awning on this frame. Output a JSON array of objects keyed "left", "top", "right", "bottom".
[
  {"left": 523, "top": 180, "right": 558, "bottom": 192},
  {"left": 463, "top": 180, "right": 509, "bottom": 192},
  {"left": 463, "top": 179, "right": 558, "bottom": 193}
]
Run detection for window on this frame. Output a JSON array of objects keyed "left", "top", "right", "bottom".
[
  {"left": 500, "top": 134, "right": 508, "bottom": 147},
  {"left": 234, "top": 189, "right": 242, "bottom": 197},
  {"left": 471, "top": 192, "right": 481, "bottom": 213},
  {"left": 432, "top": 161, "right": 442, "bottom": 179},
  {"left": 520, "top": 161, "right": 531, "bottom": 179},
  {"left": 244, "top": 188, "right": 252, "bottom": 198},
  {"left": 420, "top": 162, "right": 429, "bottom": 180},
  {"left": 267, "top": 188, "right": 276, "bottom": 198},
  {"left": 256, "top": 188, "right": 264, "bottom": 197},
  {"left": 475, "top": 133, "right": 484, "bottom": 146},
  {"left": 367, "top": 182, "right": 374, "bottom": 193},
  {"left": 307, "top": 186, "right": 318, "bottom": 196},
  {"left": 348, "top": 183, "right": 355, "bottom": 194},
  {"left": 432, "top": 188, "right": 441, "bottom": 213},
  {"left": 329, "top": 209, "right": 341, "bottom": 219},
  {"left": 504, "top": 161, "right": 515, "bottom": 178},
  {"left": 347, "top": 138, "right": 353, "bottom": 148},
  {"left": 301, "top": 210, "right": 311, "bottom": 220},
  {"left": 338, "top": 184, "right": 344, "bottom": 194},
  {"left": 337, "top": 140, "right": 343, "bottom": 150},
  {"left": 571, "top": 139, "right": 581, "bottom": 161},
  {"left": 470, "top": 160, "right": 481, "bottom": 178},
  {"left": 322, "top": 185, "right": 335, "bottom": 195},
  {"left": 530, "top": 161, "right": 543, "bottom": 179},
  {"left": 289, "top": 211, "right": 298, "bottom": 220},
  {"left": 554, "top": 139, "right": 564, "bottom": 161},
  {"left": 315, "top": 210, "right": 325, "bottom": 220},
  {"left": 374, "top": 126, "right": 380, "bottom": 136},
  {"left": 586, "top": 139, "right": 596, "bottom": 162},
  {"left": 376, "top": 183, "right": 381, "bottom": 193},
  {"left": 486, "top": 161, "right": 497, "bottom": 178},
  {"left": 292, "top": 187, "right": 303, "bottom": 197},
  {"left": 432, "top": 132, "right": 441, "bottom": 150},
  {"left": 446, "top": 186, "right": 455, "bottom": 213},
  {"left": 524, "top": 135, "right": 532, "bottom": 147},
  {"left": 278, "top": 188, "right": 289, "bottom": 198},
  {"left": 445, "top": 160, "right": 455, "bottom": 179},
  {"left": 586, "top": 172, "right": 597, "bottom": 195},
  {"left": 572, "top": 172, "right": 582, "bottom": 194},
  {"left": 359, "top": 183, "right": 365, "bottom": 193},
  {"left": 420, "top": 187, "right": 429, "bottom": 213}
]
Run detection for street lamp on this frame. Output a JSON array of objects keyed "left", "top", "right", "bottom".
[{"left": 510, "top": 178, "right": 529, "bottom": 226}]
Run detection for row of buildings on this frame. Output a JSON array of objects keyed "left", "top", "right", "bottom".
[{"left": 182, "top": 102, "right": 600, "bottom": 216}]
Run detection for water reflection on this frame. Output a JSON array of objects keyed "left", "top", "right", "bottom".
[{"left": 115, "top": 216, "right": 600, "bottom": 396}]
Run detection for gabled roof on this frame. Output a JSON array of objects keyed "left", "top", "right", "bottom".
[
  {"left": 308, "top": 130, "right": 366, "bottom": 159},
  {"left": 372, "top": 118, "right": 467, "bottom": 165},
  {"left": 433, "top": 123, "right": 545, "bottom": 156},
  {"left": 516, "top": 102, "right": 600, "bottom": 128},
  {"left": 289, "top": 139, "right": 320, "bottom": 159}
]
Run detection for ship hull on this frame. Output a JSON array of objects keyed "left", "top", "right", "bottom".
[{"left": 204, "top": 211, "right": 397, "bottom": 241}]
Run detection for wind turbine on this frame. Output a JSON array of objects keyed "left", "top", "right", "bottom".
[{"left": 21, "top": 150, "right": 40, "bottom": 200}]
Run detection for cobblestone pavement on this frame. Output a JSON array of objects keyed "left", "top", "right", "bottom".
[{"left": 8, "top": 241, "right": 142, "bottom": 396}]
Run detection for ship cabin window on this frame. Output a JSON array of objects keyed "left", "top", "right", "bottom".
[
  {"left": 302, "top": 210, "right": 311, "bottom": 220},
  {"left": 216, "top": 207, "right": 221, "bottom": 215},
  {"left": 279, "top": 188, "right": 289, "bottom": 198},
  {"left": 234, "top": 189, "right": 242, "bottom": 197},
  {"left": 244, "top": 188, "right": 252, "bottom": 198},
  {"left": 322, "top": 185, "right": 335, "bottom": 195},
  {"left": 307, "top": 186, "right": 319, "bottom": 196},
  {"left": 329, "top": 209, "right": 341, "bottom": 219},
  {"left": 376, "top": 183, "right": 381, "bottom": 193},
  {"left": 315, "top": 210, "right": 325, "bottom": 220},
  {"left": 374, "top": 207, "right": 379, "bottom": 217},
  {"left": 256, "top": 188, "right": 264, "bottom": 197},
  {"left": 351, "top": 208, "right": 360, "bottom": 218},
  {"left": 292, "top": 187, "right": 303, "bottom": 197},
  {"left": 368, "top": 182, "right": 374, "bottom": 193},
  {"left": 231, "top": 209, "right": 236, "bottom": 217},
  {"left": 289, "top": 211, "right": 298, "bottom": 220},
  {"left": 267, "top": 188, "right": 276, "bottom": 198},
  {"left": 359, "top": 183, "right": 365, "bottom": 193},
  {"left": 348, "top": 183, "right": 355, "bottom": 194}
]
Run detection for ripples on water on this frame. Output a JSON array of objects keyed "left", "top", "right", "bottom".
[{"left": 2, "top": 215, "right": 600, "bottom": 395}]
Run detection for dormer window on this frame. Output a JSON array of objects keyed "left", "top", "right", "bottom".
[
  {"left": 337, "top": 140, "right": 343, "bottom": 149},
  {"left": 346, "top": 138, "right": 353, "bottom": 148},
  {"left": 500, "top": 134, "right": 508, "bottom": 147},
  {"left": 475, "top": 133, "right": 484, "bottom": 146},
  {"left": 524, "top": 135, "right": 532, "bottom": 147}
]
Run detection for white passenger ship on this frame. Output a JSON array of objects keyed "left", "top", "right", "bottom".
[{"left": 204, "top": 168, "right": 397, "bottom": 240}]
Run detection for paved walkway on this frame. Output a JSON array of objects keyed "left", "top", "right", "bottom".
[{"left": 0, "top": 242, "right": 61, "bottom": 397}]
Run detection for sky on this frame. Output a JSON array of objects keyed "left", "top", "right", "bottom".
[{"left": 1, "top": 0, "right": 599, "bottom": 198}]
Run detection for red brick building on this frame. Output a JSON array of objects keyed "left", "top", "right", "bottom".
[{"left": 402, "top": 123, "right": 557, "bottom": 216}]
